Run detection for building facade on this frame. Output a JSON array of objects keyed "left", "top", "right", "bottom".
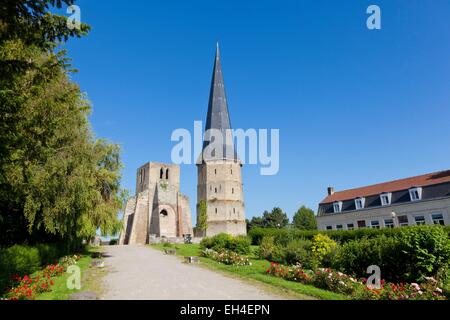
[
  {"left": 317, "top": 170, "right": 450, "bottom": 230},
  {"left": 196, "top": 44, "right": 247, "bottom": 237},
  {"left": 119, "top": 162, "right": 193, "bottom": 245}
]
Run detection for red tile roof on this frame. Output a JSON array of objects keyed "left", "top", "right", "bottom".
[{"left": 320, "top": 170, "right": 450, "bottom": 204}]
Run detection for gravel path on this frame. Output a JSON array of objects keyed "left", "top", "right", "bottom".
[{"left": 100, "top": 245, "right": 285, "bottom": 300}]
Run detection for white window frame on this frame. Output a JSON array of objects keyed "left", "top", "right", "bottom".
[
  {"left": 333, "top": 201, "right": 343, "bottom": 213},
  {"left": 384, "top": 218, "right": 394, "bottom": 228},
  {"left": 380, "top": 192, "right": 392, "bottom": 206},
  {"left": 355, "top": 197, "right": 365, "bottom": 210},
  {"left": 371, "top": 220, "right": 380, "bottom": 229},
  {"left": 409, "top": 187, "right": 423, "bottom": 202},
  {"left": 397, "top": 215, "right": 409, "bottom": 227},
  {"left": 414, "top": 215, "right": 426, "bottom": 225},
  {"left": 431, "top": 213, "right": 445, "bottom": 225}
]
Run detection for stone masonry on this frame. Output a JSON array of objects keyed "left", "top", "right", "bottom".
[{"left": 119, "top": 162, "right": 193, "bottom": 245}]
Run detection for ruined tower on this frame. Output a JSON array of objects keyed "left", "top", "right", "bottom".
[
  {"left": 196, "top": 44, "right": 247, "bottom": 237},
  {"left": 119, "top": 162, "right": 193, "bottom": 245}
]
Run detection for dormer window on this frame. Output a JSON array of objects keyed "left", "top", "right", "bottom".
[
  {"left": 355, "top": 197, "right": 365, "bottom": 210},
  {"left": 409, "top": 187, "right": 422, "bottom": 202},
  {"left": 380, "top": 192, "right": 392, "bottom": 206},
  {"left": 333, "top": 201, "right": 343, "bottom": 213}
]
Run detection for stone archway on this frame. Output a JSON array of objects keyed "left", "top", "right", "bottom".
[{"left": 156, "top": 204, "right": 177, "bottom": 237}]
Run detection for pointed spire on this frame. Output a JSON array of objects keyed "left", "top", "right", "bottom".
[{"left": 201, "top": 43, "right": 237, "bottom": 162}]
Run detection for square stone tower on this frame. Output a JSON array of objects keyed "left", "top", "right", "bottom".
[
  {"left": 119, "top": 162, "right": 193, "bottom": 245},
  {"left": 196, "top": 44, "right": 247, "bottom": 237}
]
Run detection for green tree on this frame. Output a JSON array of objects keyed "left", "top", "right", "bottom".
[
  {"left": 247, "top": 216, "right": 264, "bottom": 231},
  {"left": 262, "top": 208, "right": 289, "bottom": 229},
  {"left": 292, "top": 206, "right": 317, "bottom": 230},
  {"left": 0, "top": 0, "right": 123, "bottom": 248}
]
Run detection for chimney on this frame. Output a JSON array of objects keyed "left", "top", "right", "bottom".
[{"left": 327, "top": 187, "right": 335, "bottom": 196}]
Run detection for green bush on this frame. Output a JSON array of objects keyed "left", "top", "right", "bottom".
[
  {"left": 248, "top": 225, "right": 447, "bottom": 246},
  {"left": 258, "top": 236, "right": 284, "bottom": 263},
  {"left": 332, "top": 226, "right": 450, "bottom": 283},
  {"left": 0, "top": 243, "right": 69, "bottom": 293},
  {"left": 200, "top": 233, "right": 251, "bottom": 255},
  {"left": 396, "top": 225, "right": 450, "bottom": 283},
  {"left": 0, "top": 245, "right": 41, "bottom": 291},
  {"left": 283, "top": 239, "right": 318, "bottom": 269}
]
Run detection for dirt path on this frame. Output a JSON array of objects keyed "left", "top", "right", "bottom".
[{"left": 100, "top": 245, "right": 286, "bottom": 300}]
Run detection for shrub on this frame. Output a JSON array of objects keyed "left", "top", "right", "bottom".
[
  {"left": 228, "top": 236, "right": 251, "bottom": 255},
  {"left": 396, "top": 225, "right": 450, "bottom": 283},
  {"left": 333, "top": 226, "right": 450, "bottom": 284},
  {"left": 311, "top": 234, "right": 337, "bottom": 263},
  {"left": 200, "top": 233, "right": 251, "bottom": 254},
  {"left": 284, "top": 239, "right": 318, "bottom": 270},
  {"left": 258, "top": 236, "right": 284, "bottom": 263},
  {"left": 332, "top": 235, "right": 401, "bottom": 281},
  {"left": 0, "top": 245, "right": 41, "bottom": 291}
]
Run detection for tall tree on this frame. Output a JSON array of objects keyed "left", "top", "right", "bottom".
[
  {"left": 247, "top": 216, "right": 264, "bottom": 231},
  {"left": 0, "top": 0, "right": 123, "bottom": 248},
  {"left": 262, "top": 208, "right": 289, "bottom": 228},
  {"left": 292, "top": 206, "right": 317, "bottom": 230}
]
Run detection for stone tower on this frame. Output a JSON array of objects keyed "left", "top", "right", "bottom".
[
  {"left": 196, "top": 44, "right": 247, "bottom": 237},
  {"left": 119, "top": 162, "right": 193, "bottom": 245}
]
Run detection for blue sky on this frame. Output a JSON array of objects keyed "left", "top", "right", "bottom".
[{"left": 61, "top": 0, "right": 450, "bottom": 221}]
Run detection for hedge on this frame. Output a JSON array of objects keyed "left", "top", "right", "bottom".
[
  {"left": 200, "top": 233, "right": 251, "bottom": 255},
  {"left": 248, "top": 225, "right": 450, "bottom": 245},
  {"left": 0, "top": 243, "right": 68, "bottom": 292}
]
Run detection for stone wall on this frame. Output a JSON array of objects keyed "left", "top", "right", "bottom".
[{"left": 197, "top": 160, "right": 247, "bottom": 236}]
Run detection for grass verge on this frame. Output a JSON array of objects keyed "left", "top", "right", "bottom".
[
  {"left": 35, "top": 246, "right": 106, "bottom": 300},
  {"left": 150, "top": 243, "right": 346, "bottom": 300}
]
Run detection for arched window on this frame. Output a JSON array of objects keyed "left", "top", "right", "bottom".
[
  {"left": 233, "top": 208, "right": 236, "bottom": 214},
  {"left": 232, "top": 188, "right": 234, "bottom": 194},
  {"left": 215, "top": 188, "right": 217, "bottom": 193},
  {"left": 166, "top": 169, "right": 169, "bottom": 180},
  {"left": 215, "top": 169, "right": 217, "bottom": 175},
  {"left": 215, "top": 208, "right": 218, "bottom": 214},
  {"left": 160, "top": 168, "right": 164, "bottom": 179},
  {"left": 231, "top": 169, "right": 233, "bottom": 175}
]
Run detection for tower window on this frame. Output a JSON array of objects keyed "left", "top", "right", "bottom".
[
  {"left": 233, "top": 208, "right": 236, "bottom": 214},
  {"left": 232, "top": 188, "right": 234, "bottom": 194},
  {"left": 215, "top": 169, "right": 217, "bottom": 175},
  {"left": 215, "top": 208, "right": 218, "bottom": 214},
  {"left": 166, "top": 169, "right": 169, "bottom": 180},
  {"left": 160, "top": 209, "right": 168, "bottom": 217},
  {"left": 160, "top": 168, "right": 164, "bottom": 179},
  {"left": 231, "top": 169, "right": 233, "bottom": 174},
  {"left": 215, "top": 188, "right": 217, "bottom": 193}
]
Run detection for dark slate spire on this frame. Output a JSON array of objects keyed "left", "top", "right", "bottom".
[{"left": 201, "top": 43, "right": 238, "bottom": 162}]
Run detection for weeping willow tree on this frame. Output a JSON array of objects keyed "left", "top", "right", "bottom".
[{"left": 0, "top": 0, "right": 125, "bottom": 248}]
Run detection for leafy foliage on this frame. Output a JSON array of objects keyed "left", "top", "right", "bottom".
[
  {"left": 262, "top": 207, "right": 289, "bottom": 228},
  {"left": 292, "top": 206, "right": 317, "bottom": 230},
  {"left": 0, "top": 0, "right": 124, "bottom": 247},
  {"left": 200, "top": 233, "right": 251, "bottom": 255}
]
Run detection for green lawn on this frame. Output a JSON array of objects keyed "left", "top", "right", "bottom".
[
  {"left": 35, "top": 247, "right": 105, "bottom": 300},
  {"left": 150, "top": 243, "right": 346, "bottom": 300}
]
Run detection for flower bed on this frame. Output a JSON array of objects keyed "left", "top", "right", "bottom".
[
  {"left": 201, "top": 249, "right": 252, "bottom": 266},
  {"left": 266, "top": 263, "right": 446, "bottom": 300},
  {"left": 3, "top": 255, "right": 80, "bottom": 300}
]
